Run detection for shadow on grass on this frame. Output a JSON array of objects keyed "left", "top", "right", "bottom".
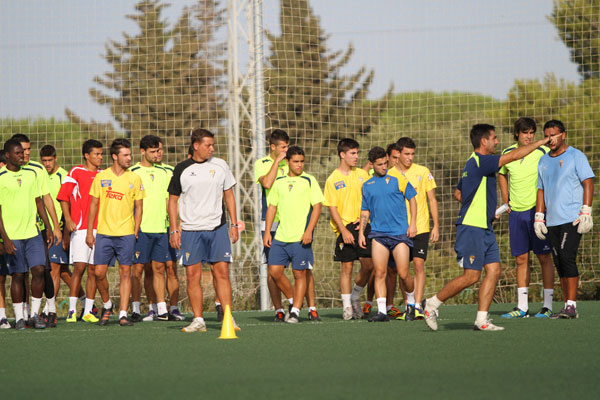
[{"left": 440, "top": 322, "right": 474, "bottom": 331}]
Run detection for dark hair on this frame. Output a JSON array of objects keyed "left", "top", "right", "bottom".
[
  {"left": 140, "top": 135, "right": 161, "bottom": 150},
  {"left": 82, "top": 139, "right": 103, "bottom": 156},
  {"left": 269, "top": 129, "right": 290, "bottom": 145},
  {"left": 543, "top": 119, "right": 566, "bottom": 133},
  {"left": 188, "top": 143, "right": 194, "bottom": 156},
  {"left": 514, "top": 117, "right": 536, "bottom": 140},
  {"left": 368, "top": 146, "right": 387, "bottom": 163},
  {"left": 396, "top": 137, "right": 416, "bottom": 152},
  {"left": 40, "top": 144, "right": 57, "bottom": 158},
  {"left": 0, "top": 152, "right": 6, "bottom": 164},
  {"left": 470, "top": 124, "right": 495, "bottom": 149},
  {"left": 10, "top": 133, "right": 30, "bottom": 143},
  {"left": 337, "top": 138, "right": 359, "bottom": 158},
  {"left": 286, "top": 146, "right": 305, "bottom": 160},
  {"left": 191, "top": 128, "right": 214, "bottom": 144},
  {"left": 386, "top": 143, "right": 400, "bottom": 156},
  {"left": 110, "top": 138, "right": 131, "bottom": 157},
  {"left": 4, "top": 139, "right": 23, "bottom": 154}
]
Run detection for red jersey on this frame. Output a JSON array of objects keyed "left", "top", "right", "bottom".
[{"left": 56, "top": 165, "right": 101, "bottom": 230}]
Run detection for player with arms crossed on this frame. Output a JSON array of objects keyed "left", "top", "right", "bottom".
[
  {"left": 264, "top": 146, "right": 324, "bottom": 323},
  {"left": 424, "top": 124, "right": 555, "bottom": 331},
  {"left": 87, "top": 139, "right": 144, "bottom": 326},
  {"left": 324, "top": 138, "right": 372, "bottom": 320},
  {"left": 535, "top": 120, "right": 594, "bottom": 319},
  {"left": 168, "top": 128, "right": 239, "bottom": 333},
  {"left": 0, "top": 139, "right": 54, "bottom": 329},
  {"left": 359, "top": 146, "right": 417, "bottom": 322},
  {"left": 497, "top": 118, "right": 554, "bottom": 319}
]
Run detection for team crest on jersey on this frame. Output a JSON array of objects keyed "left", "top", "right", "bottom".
[
  {"left": 560, "top": 160, "right": 564, "bottom": 168},
  {"left": 417, "top": 176, "right": 422, "bottom": 182},
  {"left": 149, "top": 173, "right": 155, "bottom": 181},
  {"left": 101, "top": 179, "right": 111, "bottom": 187},
  {"left": 280, "top": 167, "right": 285, "bottom": 176},
  {"left": 129, "top": 183, "right": 134, "bottom": 189},
  {"left": 209, "top": 170, "right": 216, "bottom": 177},
  {"left": 16, "top": 178, "right": 22, "bottom": 187},
  {"left": 385, "top": 177, "right": 390, "bottom": 184},
  {"left": 288, "top": 184, "right": 294, "bottom": 192},
  {"left": 462, "top": 171, "right": 468, "bottom": 178},
  {"left": 334, "top": 180, "right": 346, "bottom": 190},
  {"left": 359, "top": 177, "right": 364, "bottom": 182},
  {"left": 135, "top": 251, "right": 141, "bottom": 259},
  {"left": 469, "top": 255, "right": 476, "bottom": 265}
]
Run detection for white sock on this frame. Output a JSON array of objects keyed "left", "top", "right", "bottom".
[
  {"left": 308, "top": 306, "right": 316, "bottom": 311},
  {"left": 386, "top": 304, "right": 393, "bottom": 312},
  {"left": 215, "top": 301, "right": 221, "bottom": 307},
  {"left": 543, "top": 289, "right": 554, "bottom": 311},
  {"left": 14, "top": 303, "right": 24, "bottom": 321},
  {"left": 42, "top": 302, "right": 49, "bottom": 314},
  {"left": 194, "top": 316, "right": 205, "bottom": 323},
  {"left": 132, "top": 301, "right": 141, "bottom": 314},
  {"left": 287, "top": 298, "right": 294, "bottom": 305},
  {"left": 169, "top": 305, "right": 177, "bottom": 312},
  {"left": 341, "top": 293, "right": 351, "bottom": 308},
  {"left": 376, "top": 297, "right": 386, "bottom": 314},
  {"left": 47, "top": 297, "right": 56, "bottom": 313},
  {"left": 103, "top": 299, "right": 113, "bottom": 310},
  {"left": 69, "top": 296, "right": 78, "bottom": 312},
  {"left": 151, "top": 303, "right": 158, "bottom": 313},
  {"left": 476, "top": 311, "right": 488, "bottom": 324},
  {"left": 276, "top": 308, "right": 284, "bottom": 313},
  {"left": 31, "top": 297, "right": 42, "bottom": 316},
  {"left": 84, "top": 298, "right": 95, "bottom": 315},
  {"left": 427, "top": 295, "right": 443, "bottom": 310},
  {"left": 566, "top": 300, "right": 576, "bottom": 307},
  {"left": 517, "top": 287, "right": 528, "bottom": 312},
  {"left": 350, "top": 285, "right": 364, "bottom": 300},
  {"left": 0, "top": 308, "right": 6, "bottom": 320},
  {"left": 157, "top": 302, "right": 168, "bottom": 315},
  {"left": 291, "top": 307, "right": 300, "bottom": 315},
  {"left": 406, "top": 290, "right": 415, "bottom": 305},
  {"left": 119, "top": 310, "right": 127, "bottom": 319},
  {"left": 23, "top": 303, "right": 29, "bottom": 320}
]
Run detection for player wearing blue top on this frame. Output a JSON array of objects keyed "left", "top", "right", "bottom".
[
  {"left": 535, "top": 120, "right": 594, "bottom": 319},
  {"left": 358, "top": 146, "right": 417, "bottom": 322},
  {"left": 424, "top": 124, "right": 554, "bottom": 332}
]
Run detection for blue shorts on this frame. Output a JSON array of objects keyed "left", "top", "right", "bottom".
[
  {"left": 268, "top": 239, "right": 314, "bottom": 270},
  {"left": 179, "top": 224, "right": 232, "bottom": 266},
  {"left": 49, "top": 240, "right": 69, "bottom": 265},
  {"left": 369, "top": 231, "right": 413, "bottom": 253},
  {"left": 134, "top": 232, "right": 169, "bottom": 264},
  {"left": 455, "top": 225, "right": 500, "bottom": 271},
  {"left": 0, "top": 254, "right": 8, "bottom": 276},
  {"left": 95, "top": 234, "right": 136, "bottom": 266},
  {"left": 509, "top": 207, "right": 551, "bottom": 257},
  {"left": 166, "top": 244, "right": 178, "bottom": 263},
  {"left": 261, "top": 230, "right": 277, "bottom": 264},
  {"left": 5, "top": 234, "right": 47, "bottom": 274}
]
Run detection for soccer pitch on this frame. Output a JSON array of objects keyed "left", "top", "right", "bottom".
[{"left": 2, "top": 302, "right": 598, "bottom": 399}]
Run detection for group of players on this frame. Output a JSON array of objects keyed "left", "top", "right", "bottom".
[{"left": 0, "top": 117, "right": 594, "bottom": 332}]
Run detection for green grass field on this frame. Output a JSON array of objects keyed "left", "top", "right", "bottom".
[{"left": 2, "top": 301, "right": 599, "bottom": 399}]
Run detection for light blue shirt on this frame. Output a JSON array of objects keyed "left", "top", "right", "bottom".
[{"left": 537, "top": 146, "right": 594, "bottom": 227}]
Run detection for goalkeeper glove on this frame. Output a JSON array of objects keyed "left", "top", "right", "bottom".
[
  {"left": 573, "top": 205, "right": 593, "bottom": 234},
  {"left": 534, "top": 212, "right": 548, "bottom": 240}
]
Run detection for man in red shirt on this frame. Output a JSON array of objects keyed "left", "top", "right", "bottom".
[{"left": 57, "top": 140, "right": 104, "bottom": 323}]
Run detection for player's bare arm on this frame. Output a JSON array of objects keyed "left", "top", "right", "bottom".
[
  {"left": 133, "top": 199, "right": 143, "bottom": 239},
  {"left": 167, "top": 194, "right": 181, "bottom": 250},
  {"left": 407, "top": 197, "right": 417, "bottom": 238},
  {"left": 582, "top": 178, "right": 593, "bottom": 207},
  {"left": 426, "top": 188, "right": 440, "bottom": 242},
  {"left": 498, "top": 136, "right": 555, "bottom": 168},
  {"left": 358, "top": 210, "right": 369, "bottom": 249},
  {"left": 86, "top": 196, "right": 99, "bottom": 249},
  {"left": 43, "top": 193, "right": 62, "bottom": 244},
  {"left": 497, "top": 173, "right": 511, "bottom": 213},
  {"left": 301, "top": 202, "right": 321, "bottom": 245},
  {"left": 36, "top": 196, "right": 54, "bottom": 248},
  {"left": 329, "top": 206, "right": 355, "bottom": 245},
  {"left": 454, "top": 188, "right": 462, "bottom": 203},
  {"left": 263, "top": 204, "right": 277, "bottom": 248},
  {"left": 0, "top": 206, "right": 16, "bottom": 255},
  {"left": 223, "top": 187, "right": 239, "bottom": 244},
  {"left": 258, "top": 151, "right": 286, "bottom": 189}
]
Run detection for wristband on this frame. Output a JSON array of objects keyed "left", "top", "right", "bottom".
[
  {"left": 169, "top": 230, "right": 179, "bottom": 235},
  {"left": 231, "top": 224, "right": 239, "bottom": 228}
]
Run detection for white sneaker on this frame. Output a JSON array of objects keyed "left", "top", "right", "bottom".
[
  {"left": 181, "top": 318, "right": 207, "bottom": 332},
  {"left": 142, "top": 310, "right": 156, "bottom": 322},
  {"left": 0, "top": 318, "right": 11, "bottom": 329},
  {"left": 474, "top": 318, "right": 504, "bottom": 331},
  {"left": 424, "top": 302, "right": 438, "bottom": 331},
  {"left": 343, "top": 306, "right": 353, "bottom": 320},
  {"left": 351, "top": 298, "right": 363, "bottom": 319},
  {"left": 232, "top": 317, "right": 241, "bottom": 331}
]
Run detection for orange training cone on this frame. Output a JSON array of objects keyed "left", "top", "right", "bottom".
[{"left": 218, "top": 305, "right": 238, "bottom": 340}]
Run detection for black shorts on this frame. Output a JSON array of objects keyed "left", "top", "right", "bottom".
[
  {"left": 410, "top": 232, "right": 430, "bottom": 261},
  {"left": 547, "top": 223, "right": 581, "bottom": 278},
  {"left": 334, "top": 222, "right": 372, "bottom": 262}
]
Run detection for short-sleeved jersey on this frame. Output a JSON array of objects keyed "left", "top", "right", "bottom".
[
  {"left": 158, "top": 163, "right": 174, "bottom": 230},
  {"left": 267, "top": 172, "right": 324, "bottom": 243},
  {"left": 499, "top": 144, "right": 548, "bottom": 212},
  {"left": 168, "top": 157, "right": 236, "bottom": 231},
  {"left": 323, "top": 167, "right": 370, "bottom": 234},
  {"left": 25, "top": 160, "right": 50, "bottom": 196},
  {"left": 390, "top": 164, "right": 437, "bottom": 234},
  {"left": 456, "top": 152, "right": 501, "bottom": 230},
  {"left": 89, "top": 168, "right": 145, "bottom": 236},
  {"left": 41, "top": 166, "right": 68, "bottom": 231},
  {"left": 537, "top": 146, "right": 595, "bottom": 227},
  {"left": 57, "top": 166, "right": 101, "bottom": 231},
  {"left": 254, "top": 155, "right": 288, "bottom": 221},
  {"left": 0, "top": 166, "right": 42, "bottom": 240},
  {"left": 361, "top": 173, "right": 417, "bottom": 236},
  {"left": 130, "top": 163, "right": 169, "bottom": 233}
]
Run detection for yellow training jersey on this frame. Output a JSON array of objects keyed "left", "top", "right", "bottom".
[
  {"left": 323, "top": 167, "right": 370, "bottom": 234},
  {"left": 89, "top": 168, "right": 145, "bottom": 236},
  {"left": 389, "top": 164, "right": 437, "bottom": 234}
]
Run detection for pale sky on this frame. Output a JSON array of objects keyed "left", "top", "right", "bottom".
[{"left": 0, "top": 0, "right": 580, "bottom": 122}]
